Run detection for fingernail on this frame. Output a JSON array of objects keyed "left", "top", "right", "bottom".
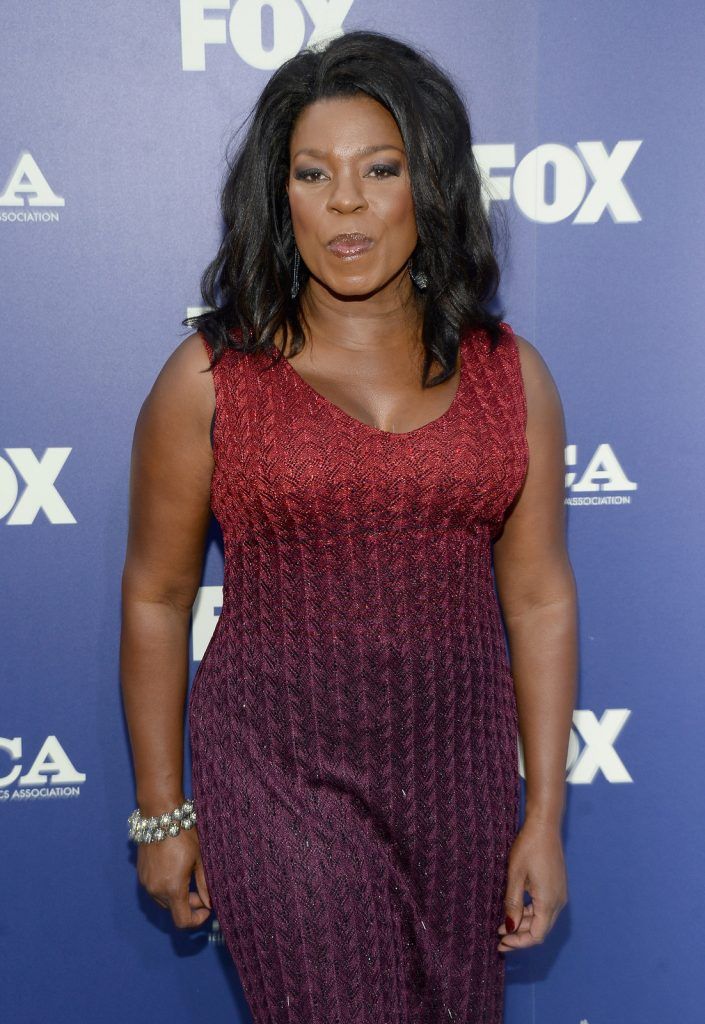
[{"left": 505, "top": 915, "right": 516, "bottom": 933}]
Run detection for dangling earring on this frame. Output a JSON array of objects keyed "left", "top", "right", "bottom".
[
  {"left": 291, "top": 244, "right": 301, "bottom": 299},
  {"left": 407, "top": 253, "right": 428, "bottom": 290}
]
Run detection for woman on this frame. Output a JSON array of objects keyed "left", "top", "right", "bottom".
[{"left": 121, "top": 29, "right": 577, "bottom": 1024}]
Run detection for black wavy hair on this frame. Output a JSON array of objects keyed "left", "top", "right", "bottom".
[{"left": 182, "top": 28, "right": 509, "bottom": 387}]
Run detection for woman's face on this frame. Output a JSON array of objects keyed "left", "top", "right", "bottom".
[{"left": 286, "top": 95, "right": 418, "bottom": 300}]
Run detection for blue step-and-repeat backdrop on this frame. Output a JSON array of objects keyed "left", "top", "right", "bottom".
[{"left": 3, "top": 2, "right": 704, "bottom": 1022}]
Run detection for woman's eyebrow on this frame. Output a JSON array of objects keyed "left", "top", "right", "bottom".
[{"left": 292, "top": 144, "right": 405, "bottom": 159}]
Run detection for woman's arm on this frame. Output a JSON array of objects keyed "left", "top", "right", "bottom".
[
  {"left": 492, "top": 333, "right": 578, "bottom": 948},
  {"left": 120, "top": 332, "right": 215, "bottom": 927}
]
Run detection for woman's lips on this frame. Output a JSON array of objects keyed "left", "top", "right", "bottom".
[{"left": 326, "top": 238, "right": 374, "bottom": 259}]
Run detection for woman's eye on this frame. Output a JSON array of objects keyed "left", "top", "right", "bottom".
[
  {"left": 367, "top": 164, "right": 400, "bottom": 178},
  {"left": 295, "top": 169, "right": 326, "bottom": 182},
  {"left": 294, "top": 164, "right": 400, "bottom": 183}
]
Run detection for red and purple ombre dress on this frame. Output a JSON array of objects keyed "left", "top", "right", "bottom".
[{"left": 188, "top": 321, "right": 528, "bottom": 1024}]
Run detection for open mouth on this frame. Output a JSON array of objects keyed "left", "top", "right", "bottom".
[{"left": 326, "top": 233, "right": 374, "bottom": 258}]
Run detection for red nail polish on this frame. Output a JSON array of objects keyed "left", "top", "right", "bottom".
[{"left": 505, "top": 915, "right": 516, "bottom": 933}]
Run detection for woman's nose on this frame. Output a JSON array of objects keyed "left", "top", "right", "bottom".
[{"left": 326, "top": 171, "right": 368, "bottom": 212}]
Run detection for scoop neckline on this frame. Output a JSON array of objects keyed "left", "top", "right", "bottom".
[{"left": 273, "top": 333, "right": 467, "bottom": 439}]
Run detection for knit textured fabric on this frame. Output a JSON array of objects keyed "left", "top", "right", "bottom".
[{"left": 188, "top": 321, "right": 529, "bottom": 1024}]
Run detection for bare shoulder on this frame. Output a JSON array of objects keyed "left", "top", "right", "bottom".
[
  {"left": 151, "top": 331, "right": 214, "bottom": 405},
  {"left": 124, "top": 333, "right": 215, "bottom": 601},
  {"left": 132, "top": 332, "right": 215, "bottom": 467},
  {"left": 142, "top": 331, "right": 215, "bottom": 432},
  {"left": 512, "top": 332, "right": 565, "bottom": 429}
]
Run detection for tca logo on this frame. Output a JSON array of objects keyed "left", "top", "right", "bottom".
[
  {"left": 476, "top": 141, "right": 641, "bottom": 224},
  {"left": 0, "top": 449, "right": 76, "bottom": 525},
  {"left": 180, "top": 0, "right": 352, "bottom": 70},
  {"left": 0, "top": 151, "right": 65, "bottom": 209},
  {"left": 566, "top": 443, "right": 638, "bottom": 500},
  {"left": 0, "top": 736, "right": 86, "bottom": 790}
]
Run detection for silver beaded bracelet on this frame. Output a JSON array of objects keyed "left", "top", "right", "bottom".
[{"left": 128, "top": 797, "right": 197, "bottom": 845}]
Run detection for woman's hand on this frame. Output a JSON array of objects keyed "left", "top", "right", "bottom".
[
  {"left": 137, "top": 828, "right": 212, "bottom": 929},
  {"left": 497, "top": 819, "right": 568, "bottom": 952}
]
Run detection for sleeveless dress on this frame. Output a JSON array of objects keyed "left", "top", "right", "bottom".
[{"left": 188, "top": 321, "right": 529, "bottom": 1024}]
